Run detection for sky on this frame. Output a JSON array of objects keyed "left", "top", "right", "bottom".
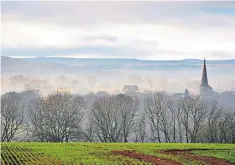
[{"left": 1, "top": 1, "right": 235, "bottom": 60}]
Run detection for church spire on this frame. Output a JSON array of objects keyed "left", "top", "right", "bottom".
[
  {"left": 184, "top": 88, "right": 189, "bottom": 97},
  {"left": 201, "top": 58, "right": 209, "bottom": 87}
]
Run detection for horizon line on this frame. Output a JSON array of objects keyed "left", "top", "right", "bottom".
[{"left": 3, "top": 56, "right": 235, "bottom": 61}]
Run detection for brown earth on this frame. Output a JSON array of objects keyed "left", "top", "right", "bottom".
[
  {"left": 159, "top": 149, "right": 235, "bottom": 165},
  {"left": 111, "top": 149, "right": 235, "bottom": 165},
  {"left": 112, "top": 150, "right": 182, "bottom": 165}
]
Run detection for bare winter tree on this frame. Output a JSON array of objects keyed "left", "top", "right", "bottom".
[
  {"left": 175, "top": 100, "right": 184, "bottom": 143},
  {"left": 158, "top": 102, "right": 172, "bottom": 143},
  {"left": 217, "top": 110, "right": 235, "bottom": 143},
  {"left": 134, "top": 114, "right": 148, "bottom": 143},
  {"left": 144, "top": 91, "right": 169, "bottom": 143},
  {"left": 167, "top": 100, "right": 180, "bottom": 143},
  {"left": 90, "top": 95, "right": 122, "bottom": 142},
  {"left": 122, "top": 85, "right": 139, "bottom": 96},
  {"left": 29, "top": 91, "right": 85, "bottom": 142},
  {"left": 90, "top": 94, "right": 139, "bottom": 142},
  {"left": 2, "top": 88, "right": 235, "bottom": 144},
  {"left": 82, "top": 118, "right": 96, "bottom": 142},
  {"left": 116, "top": 94, "right": 139, "bottom": 142},
  {"left": 1, "top": 92, "right": 24, "bottom": 142},
  {"left": 203, "top": 101, "right": 223, "bottom": 143},
  {"left": 230, "top": 111, "right": 235, "bottom": 143},
  {"left": 179, "top": 96, "right": 208, "bottom": 143},
  {"left": 28, "top": 97, "right": 47, "bottom": 142},
  {"left": 96, "top": 91, "right": 109, "bottom": 97}
]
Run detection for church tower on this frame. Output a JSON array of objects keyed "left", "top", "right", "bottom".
[
  {"left": 184, "top": 88, "right": 189, "bottom": 97},
  {"left": 200, "top": 58, "right": 212, "bottom": 94}
]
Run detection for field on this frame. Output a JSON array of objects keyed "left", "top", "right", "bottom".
[{"left": 1, "top": 142, "right": 235, "bottom": 165}]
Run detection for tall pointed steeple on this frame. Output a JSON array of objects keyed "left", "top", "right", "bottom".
[
  {"left": 201, "top": 58, "right": 209, "bottom": 87},
  {"left": 200, "top": 58, "right": 212, "bottom": 95}
]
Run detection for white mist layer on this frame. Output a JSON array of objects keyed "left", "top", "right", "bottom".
[{"left": 1, "top": 69, "right": 235, "bottom": 96}]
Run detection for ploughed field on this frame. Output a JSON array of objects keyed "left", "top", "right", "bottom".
[{"left": 1, "top": 142, "right": 235, "bottom": 165}]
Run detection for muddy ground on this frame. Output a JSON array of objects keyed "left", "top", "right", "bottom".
[
  {"left": 112, "top": 148, "right": 235, "bottom": 165},
  {"left": 112, "top": 150, "right": 181, "bottom": 165},
  {"left": 159, "top": 149, "right": 235, "bottom": 165}
]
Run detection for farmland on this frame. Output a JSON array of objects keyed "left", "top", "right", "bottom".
[{"left": 1, "top": 143, "right": 235, "bottom": 165}]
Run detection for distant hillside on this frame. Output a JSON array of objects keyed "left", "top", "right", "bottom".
[
  {"left": 1, "top": 56, "right": 235, "bottom": 76},
  {"left": 1, "top": 56, "right": 77, "bottom": 76},
  {"left": 14, "top": 56, "right": 235, "bottom": 65}
]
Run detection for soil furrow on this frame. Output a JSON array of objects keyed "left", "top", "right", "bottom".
[
  {"left": 112, "top": 150, "right": 182, "bottom": 165},
  {"left": 158, "top": 149, "right": 235, "bottom": 165}
]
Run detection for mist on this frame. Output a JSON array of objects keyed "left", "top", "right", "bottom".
[
  {"left": 1, "top": 69, "right": 235, "bottom": 95},
  {"left": 1, "top": 56, "right": 235, "bottom": 109}
]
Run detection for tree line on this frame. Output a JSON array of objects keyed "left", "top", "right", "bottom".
[{"left": 1, "top": 89, "right": 235, "bottom": 143}]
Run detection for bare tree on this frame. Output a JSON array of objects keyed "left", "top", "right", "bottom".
[
  {"left": 230, "top": 111, "right": 235, "bottom": 143},
  {"left": 176, "top": 101, "right": 184, "bottom": 142},
  {"left": 158, "top": 105, "right": 172, "bottom": 142},
  {"left": 204, "top": 101, "right": 223, "bottom": 143},
  {"left": 179, "top": 96, "right": 208, "bottom": 143},
  {"left": 167, "top": 100, "right": 179, "bottom": 142},
  {"left": 82, "top": 118, "right": 96, "bottom": 142},
  {"left": 29, "top": 91, "right": 85, "bottom": 142},
  {"left": 179, "top": 97, "right": 191, "bottom": 143},
  {"left": 1, "top": 92, "right": 24, "bottom": 142},
  {"left": 117, "top": 94, "right": 139, "bottom": 142},
  {"left": 90, "top": 94, "right": 139, "bottom": 142},
  {"left": 217, "top": 110, "right": 235, "bottom": 143},
  {"left": 96, "top": 91, "right": 109, "bottom": 97},
  {"left": 122, "top": 85, "right": 139, "bottom": 96},
  {"left": 90, "top": 95, "right": 122, "bottom": 142},
  {"left": 2, "top": 88, "right": 235, "bottom": 144},
  {"left": 134, "top": 114, "right": 148, "bottom": 143},
  {"left": 144, "top": 92, "right": 169, "bottom": 143},
  {"left": 28, "top": 97, "right": 48, "bottom": 142}
]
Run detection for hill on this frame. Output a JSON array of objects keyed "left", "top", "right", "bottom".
[{"left": 2, "top": 56, "right": 235, "bottom": 76}]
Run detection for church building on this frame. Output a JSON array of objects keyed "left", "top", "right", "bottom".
[{"left": 200, "top": 58, "right": 214, "bottom": 96}]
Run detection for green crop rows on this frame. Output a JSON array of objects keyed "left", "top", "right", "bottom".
[{"left": 1, "top": 142, "right": 235, "bottom": 165}]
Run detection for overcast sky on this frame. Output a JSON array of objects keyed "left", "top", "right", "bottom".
[{"left": 2, "top": 1, "right": 235, "bottom": 60}]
